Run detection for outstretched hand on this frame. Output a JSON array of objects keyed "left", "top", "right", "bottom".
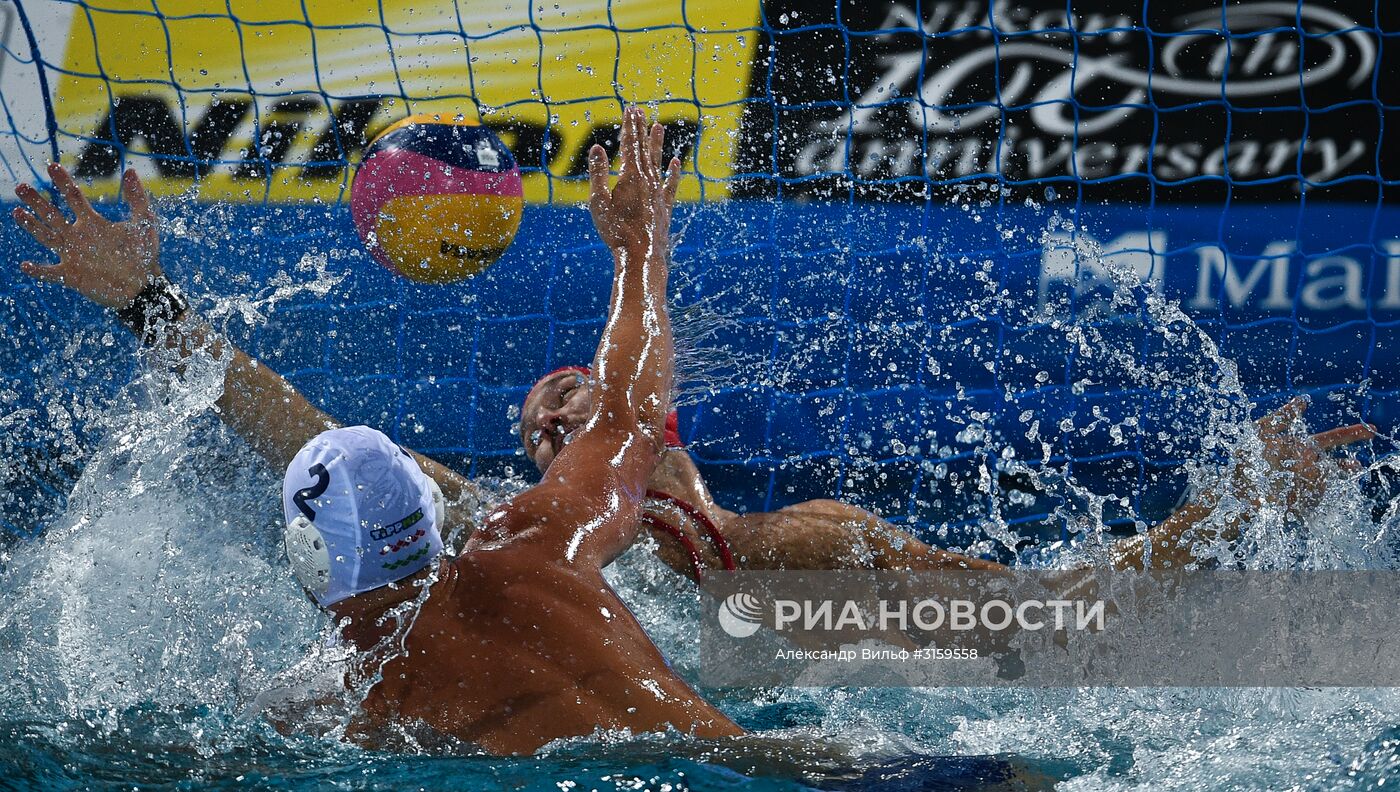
[
  {"left": 1242, "top": 396, "right": 1375, "bottom": 514},
  {"left": 587, "top": 106, "right": 681, "bottom": 254},
  {"left": 13, "top": 163, "right": 162, "bottom": 309}
]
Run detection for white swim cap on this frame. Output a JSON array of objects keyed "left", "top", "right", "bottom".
[{"left": 281, "top": 426, "right": 445, "bottom": 607}]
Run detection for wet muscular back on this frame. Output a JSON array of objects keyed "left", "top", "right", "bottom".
[{"left": 357, "top": 546, "right": 733, "bottom": 754}]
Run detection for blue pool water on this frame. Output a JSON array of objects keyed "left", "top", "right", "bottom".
[
  {"left": 3, "top": 404, "right": 1400, "bottom": 789},
  {"left": 3, "top": 197, "right": 1400, "bottom": 789},
  {"left": 6, "top": 199, "right": 1399, "bottom": 540}
]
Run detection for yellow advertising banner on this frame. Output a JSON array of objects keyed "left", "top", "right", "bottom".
[{"left": 53, "top": 0, "right": 760, "bottom": 202}]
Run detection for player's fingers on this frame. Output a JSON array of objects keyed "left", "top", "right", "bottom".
[
  {"left": 14, "top": 182, "right": 66, "bottom": 228},
  {"left": 19, "top": 260, "right": 66, "bottom": 285},
  {"left": 638, "top": 147, "right": 657, "bottom": 185},
  {"left": 662, "top": 157, "right": 681, "bottom": 206},
  {"left": 638, "top": 119, "right": 660, "bottom": 180},
  {"left": 12, "top": 207, "right": 60, "bottom": 248},
  {"left": 627, "top": 109, "right": 644, "bottom": 175},
  {"left": 638, "top": 110, "right": 652, "bottom": 181},
  {"left": 648, "top": 120, "right": 664, "bottom": 174},
  {"left": 1260, "top": 396, "right": 1309, "bottom": 434},
  {"left": 587, "top": 144, "right": 610, "bottom": 202},
  {"left": 617, "top": 108, "right": 636, "bottom": 175},
  {"left": 1312, "top": 423, "right": 1376, "bottom": 450},
  {"left": 588, "top": 146, "right": 616, "bottom": 212},
  {"left": 628, "top": 108, "right": 648, "bottom": 178},
  {"left": 122, "top": 168, "right": 157, "bottom": 228},
  {"left": 48, "top": 163, "right": 99, "bottom": 221}
]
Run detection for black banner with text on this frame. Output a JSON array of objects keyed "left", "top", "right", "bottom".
[{"left": 733, "top": 0, "right": 1397, "bottom": 203}]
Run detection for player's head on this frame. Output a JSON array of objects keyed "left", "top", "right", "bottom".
[
  {"left": 281, "top": 426, "right": 445, "bottom": 608},
  {"left": 520, "top": 366, "right": 684, "bottom": 473},
  {"left": 520, "top": 366, "right": 594, "bottom": 473}
]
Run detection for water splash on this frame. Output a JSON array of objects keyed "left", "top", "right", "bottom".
[{"left": 2, "top": 197, "right": 1398, "bottom": 790}]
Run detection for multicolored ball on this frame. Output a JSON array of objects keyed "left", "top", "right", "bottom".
[{"left": 350, "top": 114, "right": 523, "bottom": 283}]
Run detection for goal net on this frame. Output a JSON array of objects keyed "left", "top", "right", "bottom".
[{"left": 0, "top": 0, "right": 1394, "bottom": 553}]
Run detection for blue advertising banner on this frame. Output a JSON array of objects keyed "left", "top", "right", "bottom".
[
  {"left": 4, "top": 200, "right": 1396, "bottom": 539},
  {"left": 1, "top": 0, "right": 1395, "bottom": 545}
]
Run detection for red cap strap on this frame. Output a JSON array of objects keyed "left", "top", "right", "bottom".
[
  {"left": 645, "top": 489, "right": 736, "bottom": 573},
  {"left": 663, "top": 411, "right": 683, "bottom": 449},
  {"left": 641, "top": 513, "right": 706, "bottom": 583}
]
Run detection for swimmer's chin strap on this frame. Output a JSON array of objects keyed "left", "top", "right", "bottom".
[{"left": 642, "top": 489, "right": 736, "bottom": 582}]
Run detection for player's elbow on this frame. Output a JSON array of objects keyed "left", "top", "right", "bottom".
[
  {"left": 591, "top": 393, "right": 666, "bottom": 451},
  {"left": 598, "top": 419, "right": 667, "bottom": 467}
]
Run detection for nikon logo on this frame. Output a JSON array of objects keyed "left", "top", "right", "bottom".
[
  {"left": 71, "top": 96, "right": 696, "bottom": 187},
  {"left": 772, "top": 1, "right": 1379, "bottom": 192}
]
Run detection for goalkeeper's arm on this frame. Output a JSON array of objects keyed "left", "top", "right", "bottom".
[{"left": 1110, "top": 397, "right": 1373, "bottom": 570}]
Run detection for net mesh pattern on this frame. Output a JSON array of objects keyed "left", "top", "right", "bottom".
[{"left": 0, "top": 0, "right": 1396, "bottom": 552}]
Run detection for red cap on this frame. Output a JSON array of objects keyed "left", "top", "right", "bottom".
[
  {"left": 662, "top": 410, "right": 683, "bottom": 449},
  {"left": 524, "top": 366, "right": 683, "bottom": 448}
]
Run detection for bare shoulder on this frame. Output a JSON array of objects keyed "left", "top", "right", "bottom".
[
  {"left": 767, "top": 499, "right": 883, "bottom": 524},
  {"left": 446, "top": 534, "right": 604, "bottom": 619},
  {"left": 453, "top": 488, "right": 623, "bottom": 582},
  {"left": 476, "top": 484, "right": 607, "bottom": 544}
]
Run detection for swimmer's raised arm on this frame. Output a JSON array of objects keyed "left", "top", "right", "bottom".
[
  {"left": 585, "top": 107, "right": 680, "bottom": 441},
  {"left": 11, "top": 164, "right": 479, "bottom": 511},
  {"left": 485, "top": 107, "right": 680, "bottom": 567},
  {"left": 14, "top": 165, "right": 342, "bottom": 471}
]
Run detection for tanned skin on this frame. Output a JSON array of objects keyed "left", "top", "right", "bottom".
[
  {"left": 14, "top": 114, "right": 1374, "bottom": 750},
  {"left": 520, "top": 352, "right": 1374, "bottom": 576},
  {"left": 522, "top": 372, "right": 1001, "bottom": 573},
  {"left": 15, "top": 108, "right": 740, "bottom": 754}
]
